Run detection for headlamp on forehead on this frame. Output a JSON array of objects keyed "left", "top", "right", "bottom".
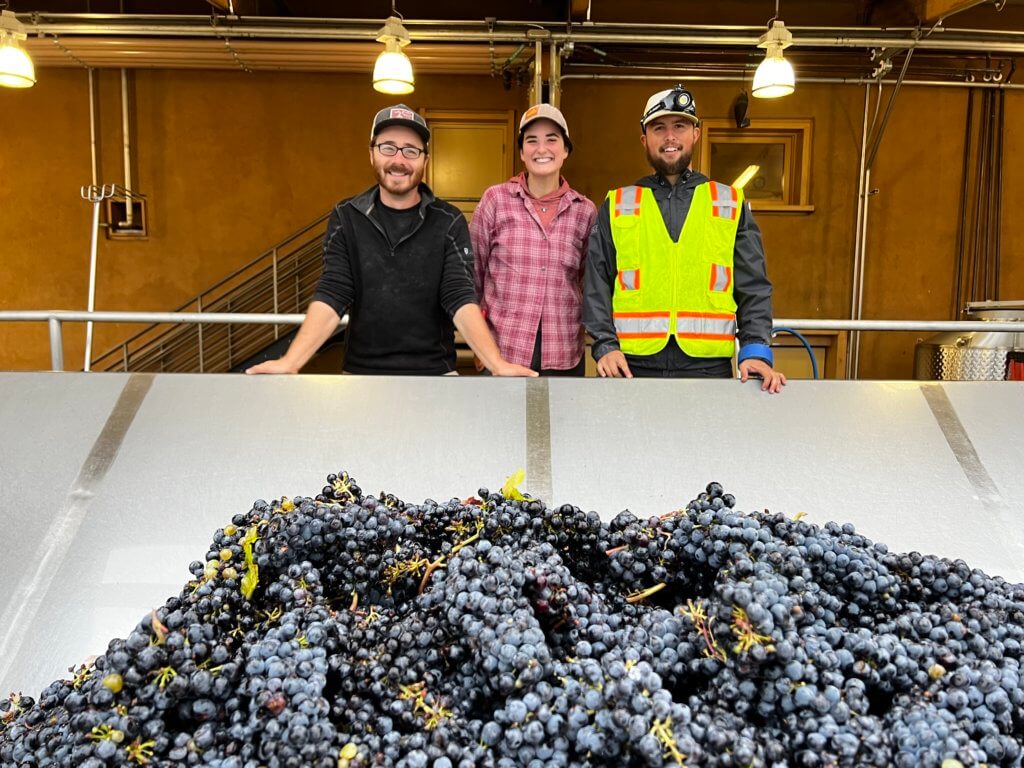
[{"left": 640, "top": 84, "right": 698, "bottom": 131}]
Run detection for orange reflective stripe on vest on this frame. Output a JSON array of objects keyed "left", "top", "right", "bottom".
[
  {"left": 618, "top": 269, "right": 640, "bottom": 291},
  {"left": 709, "top": 264, "right": 732, "bottom": 292},
  {"left": 676, "top": 312, "right": 737, "bottom": 341},
  {"left": 614, "top": 311, "right": 671, "bottom": 339},
  {"left": 613, "top": 185, "right": 643, "bottom": 217},
  {"left": 710, "top": 181, "right": 739, "bottom": 221}
]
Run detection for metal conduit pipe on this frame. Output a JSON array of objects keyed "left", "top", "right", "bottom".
[
  {"left": 121, "top": 68, "right": 133, "bottom": 228},
  {"left": 953, "top": 89, "right": 974, "bottom": 318},
  {"left": 974, "top": 91, "right": 991, "bottom": 303},
  {"left": 88, "top": 68, "right": 98, "bottom": 186},
  {"left": 865, "top": 47, "right": 916, "bottom": 172},
  {"left": 847, "top": 85, "right": 871, "bottom": 379},
  {"left": 853, "top": 166, "right": 873, "bottom": 377},
  {"left": 21, "top": 14, "right": 1024, "bottom": 53},
  {"left": 549, "top": 41, "right": 561, "bottom": 107},
  {"left": 988, "top": 90, "right": 1001, "bottom": 300},
  {"left": 559, "top": 73, "right": 1024, "bottom": 89},
  {"left": 558, "top": 33, "right": 1024, "bottom": 53},
  {"left": 20, "top": 12, "right": 1024, "bottom": 34},
  {"left": 849, "top": 45, "right": 920, "bottom": 378},
  {"left": 971, "top": 91, "right": 990, "bottom": 303},
  {"left": 994, "top": 89, "right": 1004, "bottom": 300},
  {"left": 533, "top": 39, "right": 543, "bottom": 104}
]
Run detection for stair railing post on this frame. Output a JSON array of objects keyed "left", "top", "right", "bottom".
[
  {"left": 197, "top": 295, "right": 205, "bottom": 373},
  {"left": 272, "top": 247, "right": 280, "bottom": 340},
  {"left": 48, "top": 317, "right": 64, "bottom": 371}
]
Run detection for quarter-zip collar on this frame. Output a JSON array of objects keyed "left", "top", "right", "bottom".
[{"left": 348, "top": 182, "right": 437, "bottom": 250}]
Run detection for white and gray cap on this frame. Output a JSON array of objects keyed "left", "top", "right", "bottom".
[{"left": 640, "top": 85, "right": 699, "bottom": 131}]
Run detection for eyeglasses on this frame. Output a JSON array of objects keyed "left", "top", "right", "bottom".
[
  {"left": 374, "top": 143, "right": 425, "bottom": 159},
  {"left": 641, "top": 85, "right": 696, "bottom": 128}
]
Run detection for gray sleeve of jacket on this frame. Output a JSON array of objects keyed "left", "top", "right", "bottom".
[
  {"left": 733, "top": 202, "right": 774, "bottom": 347},
  {"left": 582, "top": 198, "right": 621, "bottom": 362},
  {"left": 439, "top": 210, "right": 479, "bottom": 317},
  {"left": 311, "top": 206, "right": 356, "bottom": 319}
]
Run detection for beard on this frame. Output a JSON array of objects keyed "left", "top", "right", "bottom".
[
  {"left": 646, "top": 145, "right": 692, "bottom": 179},
  {"left": 374, "top": 161, "right": 424, "bottom": 197}
]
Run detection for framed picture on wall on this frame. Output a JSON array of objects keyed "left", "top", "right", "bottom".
[{"left": 694, "top": 119, "right": 814, "bottom": 213}]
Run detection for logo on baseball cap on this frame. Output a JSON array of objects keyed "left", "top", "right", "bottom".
[
  {"left": 370, "top": 104, "right": 430, "bottom": 144},
  {"left": 641, "top": 85, "right": 699, "bottom": 131}
]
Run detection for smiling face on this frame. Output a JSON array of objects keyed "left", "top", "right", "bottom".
[
  {"left": 641, "top": 114, "right": 700, "bottom": 181},
  {"left": 369, "top": 125, "right": 428, "bottom": 203},
  {"left": 519, "top": 118, "right": 569, "bottom": 181}
]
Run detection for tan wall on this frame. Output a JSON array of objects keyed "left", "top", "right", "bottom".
[
  {"left": 2, "top": 67, "right": 1022, "bottom": 376},
  {"left": 0, "top": 69, "right": 523, "bottom": 370},
  {"left": 564, "top": 80, "right": 1024, "bottom": 379}
]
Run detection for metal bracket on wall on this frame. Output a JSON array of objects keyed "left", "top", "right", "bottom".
[{"left": 105, "top": 192, "right": 148, "bottom": 239}]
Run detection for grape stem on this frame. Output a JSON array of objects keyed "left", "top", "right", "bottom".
[
  {"left": 418, "top": 526, "right": 483, "bottom": 595},
  {"left": 626, "top": 582, "right": 667, "bottom": 603}
]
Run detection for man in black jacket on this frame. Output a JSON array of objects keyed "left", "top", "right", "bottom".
[{"left": 248, "top": 105, "right": 535, "bottom": 377}]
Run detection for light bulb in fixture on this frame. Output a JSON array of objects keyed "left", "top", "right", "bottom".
[
  {"left": 373, "top": 15, "right": 414, "bottom": 95},
  {"left": 0, "top": 9, "right": 35, "bottom": 89},
  {"left": 732, "top": 165, "right": 761, "bottom": 189},
  {"left": 752, "top": 20, "right": 794, "bottom": 99}
]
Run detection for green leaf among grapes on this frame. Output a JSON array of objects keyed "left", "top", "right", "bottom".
[
  {"left": 240, "top": 525, "right": 260, "bottom": 599},
  {"left": 501, "top": 469, "right": 531, "bottom": 502},
  {"left": 240, "top": 562, "right": 259, "bottom": 600}
]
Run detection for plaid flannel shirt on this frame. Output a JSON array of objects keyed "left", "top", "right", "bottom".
[{"left": 470, "top": 175, "right": 597, "bottom": 370}]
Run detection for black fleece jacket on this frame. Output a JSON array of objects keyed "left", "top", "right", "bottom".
[{"left": 312, "top": 184, "right": 477, "bottom": 375}]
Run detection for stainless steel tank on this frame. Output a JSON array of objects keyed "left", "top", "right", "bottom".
[{"left": 914, "top": 301, "right": 1024, "bottom": 381}]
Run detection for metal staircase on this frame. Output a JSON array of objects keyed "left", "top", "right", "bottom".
[{"left": 91, "top": 213, "right": 330, "bottom": 372}]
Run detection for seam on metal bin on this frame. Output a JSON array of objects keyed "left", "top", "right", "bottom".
[{"left": 0, "top": 374, "right": 154, "bottom": 686}]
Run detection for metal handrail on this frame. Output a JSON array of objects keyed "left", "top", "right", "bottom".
[
  {"left": 89, "top": 211, "right": 330, "bottom": 373},
  {"left": 103, "top": 251, "right": 321, "bottom": 372},
  {"left": 91, "top": 254, "right": 319, "bottom": 369},
  {"left": 188, "top": 215, "right": 329, "bottom": 303},
  {"left": 4, "top": 311, "right": 1023, "bottom": 373}
]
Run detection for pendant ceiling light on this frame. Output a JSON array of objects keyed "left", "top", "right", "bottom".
[
  {"left": 752, "top": 3, "right": 794, "bottom": 100},
  {"left": 0, "top": 8, "right": 35, "bottom": 89},
  {"left": 373, "top": 14, "right": 414, "bottom": 95}
]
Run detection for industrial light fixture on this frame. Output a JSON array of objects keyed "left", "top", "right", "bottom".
[
  {"left": 373, "top": 14, "right": 414, "bottom": 95},
  {"left": 0, "top": 8, "right": 35, "bottom": 89},
  {"left": 732, "top": 90, "right": 751, "bottom": 128},
  {"left": 752, "top": 3, "right": 794, "bottom": 100},
  {"left": 732, "top": 165, "right": 761, "bottom": 189}
]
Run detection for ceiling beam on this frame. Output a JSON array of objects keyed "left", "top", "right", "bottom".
[
  {"left": 569, "top": 0, "right": 590, "bottom": 21},
  {"left": 912, "top": 0, "right": 987, "bottom": 23},
  {"left": 205, "top": 0, "right": 261, "bottom": 16}
]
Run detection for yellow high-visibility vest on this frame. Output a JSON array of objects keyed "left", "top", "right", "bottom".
[{"left": 609, "top": 181, "right": 741, "bottom": 358}]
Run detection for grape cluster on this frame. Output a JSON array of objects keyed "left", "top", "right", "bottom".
[{"left": 2, "top": 472, "right": 1023, "bottom": 767}]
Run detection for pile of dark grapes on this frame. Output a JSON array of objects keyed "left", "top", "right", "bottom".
[{"left": 3, "top": 472, "right": 1024, "bottom": 768}]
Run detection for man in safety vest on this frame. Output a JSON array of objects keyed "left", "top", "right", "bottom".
[{"left": 583, "top": 84, "right": 786, "bottom": 393}]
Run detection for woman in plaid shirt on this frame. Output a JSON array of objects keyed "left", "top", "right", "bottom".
[{"left": 470, "top": 105, "right": 598, "bottom": 375}]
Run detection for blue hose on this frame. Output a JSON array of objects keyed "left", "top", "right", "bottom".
[{"left": 772, "top": 327, "right": 819, "bottom": 380}]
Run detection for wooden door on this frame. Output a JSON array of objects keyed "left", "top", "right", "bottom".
[{"left": 421, "top": 110, "right": 516, "bottom": 223}]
